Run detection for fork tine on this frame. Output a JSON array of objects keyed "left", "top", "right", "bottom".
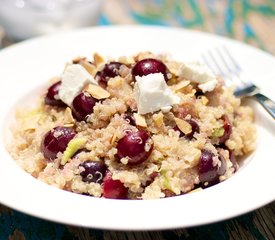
[
  {"left": 201, "top": 54, "right": 216, "bottom": 72},
  {"left": 216, "top": 47, "right": 239, "bottom": 78},
  {"left": 223, "top": 46, "right": 242, "bottom": 74},
  {"left": 219, "top": 46, "right": 250, "bottom": 87},
  {"left": 208, "top": 50, "right": 229, "bottom": 78},
  {"left": 201, "top": 46, "right": 247, "bottom": 88},
  {"left": 201, "top": 52, "right": 227, "bottom": 79}
]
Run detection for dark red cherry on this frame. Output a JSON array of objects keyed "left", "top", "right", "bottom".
[
  {"left": 198, "top": 150, "right": 227, "bottom": 188},
  {"left": 219, "top": 115, "right": 232, "bottom": 144},
  {"left": 71, "top": 92, "right": 97, "bottom": 121},
  {"left": 41, "top": 126, "right": 76, "bottom": 160},
  {"left": 96, "top": 62, "right": 122, "bottom": 88},
  {"left": 198, "top": 150, "right": 219, "bottom": 185},
  {"left": 45, "top": 81, "right": 66, "bottom": 107},
  {"left": 79, "top": 160, "right": 107, "bottom": 184},
  {"left": 132, "top": 58, "right": 168, "bottom": 80},
  {"left": 116, "top": 129, "right": 153, "bottom": 165},
  {"left": 103, "top": 172, "right": 128, "bottom": 199}
]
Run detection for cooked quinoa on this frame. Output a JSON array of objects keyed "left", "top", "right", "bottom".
[{"left": 8, "top": 52, "right": 256, "bottom": 200}]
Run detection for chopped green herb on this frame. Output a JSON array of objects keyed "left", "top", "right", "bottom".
[{"left": 61, "top": 138, "right": 87, "bottom": 165}]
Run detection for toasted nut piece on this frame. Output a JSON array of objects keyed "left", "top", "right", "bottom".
[
  {"left": 152, "top": 112, "right": 164, "bottom": 127},
  {"left": 63, "top": 107, "right": 75, "bottom": 125},
  {"left": 200, "top": 96, "right": 209, "bottom": 105},
  {"left": 134, "top": 113, "right": 147, "bottom": 127},
  {"left": 118, "top": 56, "right": 135, "bottom": 65},
  {"left": 80, "top": 61, "right": 97, "bottom": 76},
  {"left": 83, "top": 84, "right": 110, "bottom": 100},
  {"left": 72, "top": 56, "right": 86, "bottom": 64},
  {"left": 174, "top": 80, "right": 190, "bottom": 92},
  {"left": 134, "top": 51, "right": 154, "bottom": 61},
  {"left": 63, "top": 123, "right": 75, "bottom": 128},
  {"left": 93, "top": 53, "right": 105, "bottom": 67},
  {"left": 166, "top": 61, "right": 182, "bottom": 76},
  {"left": 49, "top": 76, "right": 61, "bottom": 84},
  {"left": 167, "top": 67, "right": 178, "bottom": 76},
  {"left": 120, "top": 157, "right": 129, "bottom": 165},
  {"left": 174, "top": 117, "right": 192, "bottom": 134},
  {"left": 110, "top": 131, "right": 118, "bottom": 145},
  {"left": 107, "top": 76, "right": 124, "bottom": 88},
  {"left": 22, "top": 115, "right": 40, "bottom": 131},
  {"left": 188, "top": 187, "right": 202, "bottom": 194}
]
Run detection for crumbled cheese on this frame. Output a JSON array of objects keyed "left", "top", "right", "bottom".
[
  {"left": 180, "top": 61, "right": 218, "bottom": 92},
  {"left": 59, "top": 64, "right": 97, "bottom": 106},
  {"left": 198, "top": 80, "right": 218, "bottom": 93},
  {"left": 134, "top": 73, "right": 180, "bottom": 114}
]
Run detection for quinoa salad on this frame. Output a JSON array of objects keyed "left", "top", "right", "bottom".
[{"left": 8, "top": 52, "right": 256, "bottom": 200}]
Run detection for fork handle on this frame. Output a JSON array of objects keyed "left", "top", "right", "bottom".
[{"left": 253, "top": 93, "right": 275, "bottom": 119}]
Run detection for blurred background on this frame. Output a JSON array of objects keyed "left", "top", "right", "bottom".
[{"left": 0, "top": 0, "right": 275, "bottom": 54}]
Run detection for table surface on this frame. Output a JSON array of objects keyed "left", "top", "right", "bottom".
[{"left": 0, "top": 0, "right": 275, "bottom": 239}]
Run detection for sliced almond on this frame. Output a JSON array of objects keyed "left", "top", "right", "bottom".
[
  {"left": 174, "top": 117, "right": 192, "bottom": 135},
  {"left": 107, "top": 76, "right": 124, "bottom": 88},
  {"left": 49, "top": 76, "right": 61, "bottom": 84},
  {"left": 199, "top": 96, "right": 209, "bottom": 105},
  {"left": 63, "top": 107, "right": 75, "bottom": 125},
  {"left": 110, "top": 131, "right": 118, "bottom": 145},
  {"left": 63, "top": 123, "right": 75, "bottom": 128},
  {"left": 174, "top": 80, "right": 190, "bottom": 92},
  {"left": 84, "top": 84, "right": 110, "bottom": 100},
  {"left": 93, "top": 53, "right": 105, "bottom": 67},
  {"left": 134, "top": 51, "right": 153, "bottom": 61},
  {"left": 120, "top": 157, "right": 129, "bottom": 165},
  {"left": 134, "top": 113, "right": 147, "bottom": 127},
  {"left": 80, "top": 61, "right": 97, "bottom": 76},
  {"left": 152, "top": 112, "right": 164, "bottom": 127},
  {"left": 72, "top": 56, "right": 86, "bottom": 64},
  {"left": 168, "top": 67, "right": 178, "bottom": 76},
  {"left": 118, "top": 56, "right": 135, "bottom": 65},
  {"left": 167, "top": 62, "right": 181, "bottom": 76},
  {"left": 22, "top": 115, "right": 40, "bottom": 131},
  {"left": 188, "top": 187, "right": 202, "bottom": 194}
]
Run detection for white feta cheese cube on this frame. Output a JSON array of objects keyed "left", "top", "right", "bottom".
[
  {"left": 180, "top": 61, "right": 218, "bottom": 92},
  {"left": 198, "top": 80, "right": 218, "bottom": 93},
  {"left": 135, "top": 73, "right": 180, "bottom": 114},
  {"left": 58, "top": 64, "right": 97, "bottom": 106}
]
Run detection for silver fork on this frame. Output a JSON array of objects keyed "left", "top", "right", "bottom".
[{"left": 202, "top": 46, "right": 275, "bottom": 119}]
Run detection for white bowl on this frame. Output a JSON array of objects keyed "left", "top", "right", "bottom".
[{"left": 0, "top": 26, "right": 274, "bottom": 230}]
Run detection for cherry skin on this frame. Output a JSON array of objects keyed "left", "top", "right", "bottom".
[
  {"left": 198, "top": 150, "right": 226, "bottom": 188},
  {"left": 96, "top": 62, "right": 122, "bottom": 88},
  {"left": 103, "top": 172, "right": 128, "bottom": 199},
  {"left": 219, "top": 115, "right": 232, "bottom": 144},
  {"left": 79, "top": 160, "right": 107, "bottom": 184},
  {"left": 116, "top": 129, "right": 153, "bottom": 165},
  {"left": 41, "top": 126, "right": 76, "bottom": 160},
  {"left": 45, "top": 81, "right": 66, "bottom": 107},
  {"left": 71, "top": 92, "right": 98, "bottom": 121},
  {"left": 132, "top": 58, "right": 168, "bottom": 80}
]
